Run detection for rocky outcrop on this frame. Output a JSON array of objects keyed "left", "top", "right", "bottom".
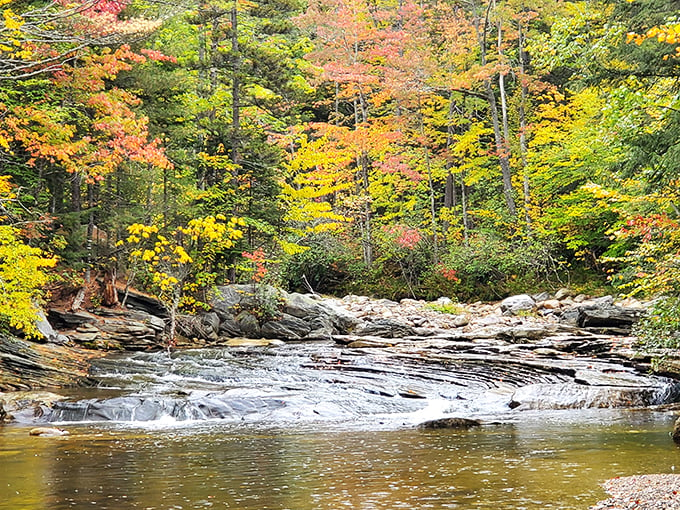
[
  {"left": 205, "top": 285, "right": 360, "bottom": 341},
  {"left": 49, "top": 308, "right": 166, "bottom": 350},
  {"left": 0, "top": 336, "right": 99, "bottom": 391}
]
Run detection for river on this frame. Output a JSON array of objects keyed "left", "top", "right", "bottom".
[{"left": 1, "top": 341, "right": 679, "bottom": 509}]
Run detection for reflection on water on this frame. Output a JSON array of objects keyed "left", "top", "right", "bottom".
[{"left": 1, "top": 413, "right": 679, "bottom": 509}]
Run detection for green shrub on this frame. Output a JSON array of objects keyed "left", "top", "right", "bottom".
[{"left": 633, "top": 297, "right": 680, "bottom": 350}]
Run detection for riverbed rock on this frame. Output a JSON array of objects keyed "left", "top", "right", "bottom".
[
  {"left": 509, "top": 382, "right": 665, "bottom": 410},
  {"left": 577, "top": 307, "right": 643, "bottom": 330},
  {"left": 0, "top": 335, "right": 98, "bottom": 391},
  {"left": 672, "top": 417, "right": 680, "bottom": 443},
  {"left": 418, "top": 417, "right": 482, "bottom": 429},
  {"left": 355, "top": 318, "right": 417, "bottom": 338},
  {"left": 261, "top": 314, "right": 311, "bottom": 340},
  {"left": 236, "top": 311, "right": 261, "bottom": 338},
  {"left": 0, "top": 391, "right": 67, "bottom": 422},
  {"left": 117, "top": 288, "right": 166, "bottom": 317},
  {"left": 29, "top": 427, "right": 69, "bottom": 437},
  {"left": 500, "top": 295, "right": 536, "bottom": 315},
  {"left": 63, "top": 309, "right": 166, "bottom": 350}
]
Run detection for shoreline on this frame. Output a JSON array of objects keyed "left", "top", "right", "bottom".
[{"left": 590, "top": 474, "right": 680, "bottom": 509}]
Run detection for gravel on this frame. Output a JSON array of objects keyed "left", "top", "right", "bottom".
[{"left": 590, "top": 474, "right": 680, "bottom": 509}]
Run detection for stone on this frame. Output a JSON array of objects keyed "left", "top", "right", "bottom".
[
  {"left": 235, "top": 311, "right": 260, "bottom": 338},
  {"left": 532, "top": 292, "right": 552, "bottom": 302},
  {"left": 555, "top": 288, "right": 573, "bottom": 300},
  {"left": 452, "top": 315, "right": 470, "bottom": 327},
  {"left": 577, "top": 307, "right": 642, "bottom": 330},
  {"left": 218, "top": 319, "right": 242, "bottom": 338},
  {"left": 672, "top": 417, "right": 680, "bottom": 443},
  {"left": 211, "top": 284, "right": 275, "bottom": 314},
  {"left": 355, "top": 318, "right": 417, "bottom": 338},
  {"left": 418, "top": 417, "right": 481, "bottom": 429},
  {"left": 509, "top": 383, "right": 662, "bottom": 410},
  {"left": 117, "top": 289, "right": 166, "bottom": 317},
  {"left": 500, "top": 294, "right": 536, "bottom": 315},
  {"left": 225, "top": 338, "right": 284, "bottom": 347},
  {"left": 284, "top": 292, "right": 322, "bottom": 318},
  {"left": 559, "top": 308, "right": 580, "bottom": 326},
  {"left": 29, "top": 427, "right": 69, "bottom": 437},
  {"left": 261, "top": 314, "right": 311, "bottom": 340},
  {"left": 47, "top": 309, "right": 98, "bottom": 329},
  {"left": 539, "top": 299, "right": 562, "bottom": 310},
  {"left": 0, "top": 391, "right": 66, "bottom": 422},
  {"left": 580, "top": 295, "right": 615, "bottom": 309}
]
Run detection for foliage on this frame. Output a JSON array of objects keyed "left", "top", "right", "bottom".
[
  {"left": 633, "top": 297, "right": 680, "bottom": 350},
  {"left": 424, "top": 301, "right": 464, "bottom": 315},
  {"left": 0, "top": 176, "right": 56, "bottom": 337},
  {"left": 122, "top": 215, "right": 245, "bottom": 345}
]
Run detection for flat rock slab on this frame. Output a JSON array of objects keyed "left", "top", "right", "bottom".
[{"left": 590, "top": 474, "right": 680, "bottom": 509}]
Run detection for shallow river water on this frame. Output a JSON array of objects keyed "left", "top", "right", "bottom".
[{"left": 2, "top": 343, "right": 680, "bottom": 509}]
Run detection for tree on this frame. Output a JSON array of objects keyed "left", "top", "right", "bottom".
[
  {"left": 122, "top": 215, "right": 245, "bottom": 347},
  {"left": 0, "top": 0, "right": 163, "bottom": 80},
  {"left": 0, "top": 176, "right": 56, "bottom": 337}
]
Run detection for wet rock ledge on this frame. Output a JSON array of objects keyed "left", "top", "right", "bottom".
[{"left": 0, "top": 285, "right": 675, "bottom": 407}]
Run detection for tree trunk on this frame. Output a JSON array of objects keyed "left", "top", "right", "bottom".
[
  {"left": 461, "top": 171, "right": 470, "bottom": 246},
  {"left": 474, "top": 0, "right": 516, "bottom": 217},
  {"left": 103, "top": 268, "right": 119, "bottom": 307},
  {"left": 231, "top": 4, "right": 241, "bottom": 168},
  {"left": 518, "top": 21, "right": 532, "bottom": 235}
]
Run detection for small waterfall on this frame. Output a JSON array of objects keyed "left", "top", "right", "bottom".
[{"left": 39, "top": 341, "right": 680, "bottom": 427}]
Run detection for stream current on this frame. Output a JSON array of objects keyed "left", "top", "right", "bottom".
[{"left": 2, "top": 341, "right": 680, "bottom": 509}]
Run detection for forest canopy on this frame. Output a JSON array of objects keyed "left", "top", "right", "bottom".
[{"left": 1, "top": 0, "right": 680, "bottom": 334}]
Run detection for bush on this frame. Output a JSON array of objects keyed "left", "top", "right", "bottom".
[
  {"left": 434, "top": 233, "right": 564, "bottom": 301},
  {"left": 633, "top": 297, "right": 680, "bottom": 350}
]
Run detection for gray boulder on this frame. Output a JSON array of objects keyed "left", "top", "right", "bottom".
[
  {"left": 500, "top": 294, "right": 536, "bottom": 315},
  {"left": 284, "top": 292, "right": 322, "bottom": 318},
  {"left": 355, "top": 318, "right": 416, "bottom": 338},
  {"left": 261, "top": 314, "right": 311, "bottom": 340},
  {"left": 418, "top": 417, "right": 481, "bottom": 429},
  {"left": 236, "top": 311, "right": 260, "bottom": 338}
]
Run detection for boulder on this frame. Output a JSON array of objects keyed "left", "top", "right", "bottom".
[
  {"left": 236, "top": 311, "right": 260, "bottom": 338},
  {"left": 212, "top": 284, "right": 282, "bottom": 315},
  {"left": 306, "top": 315, "right": 338, "bottom": 339},
  {"left": 509, "top": 383, "right": 663, "bottom": 410},
  {"left": 577, "top": 307, "right": 643, "bottom": 330},
  {"left": 178, "top": 313, "right": 220, "bottom": 341},
  {"left": 29, "top": 427, "right": 69, "bottom": 437},
  {"left": 539, "top": 299, "right": 562, "bottom": 310},
  {"left": 500, "top": 294, "right": 536, "bottom": 315},
  {"left": 48, "top": 309, "right": 98, "bottom": 329},
  {"left": 284, "top": 292, "right": 322, "bottom": 318},
  {"left": 418, "top": 417, "right": 481, "bottom": 429},
  {"left": 355, "top": 318, "right": 417, "bottom": 338},
  {"left": 0, "top": 391, "right": 66, "bottom": 422},
  {"left": 218, "top": 319, "right": 242, "bottom": 338},
  {"left": 672, "top": 417, "right": 680, "bottom": 443},
  {"left": 118, "top": 289, "right": 166, "bottom": 317},
  {"left": 555, "top": 288, "right": 573, "bottom": 300},
  {"left": 261, "top": 314, "right": 311, "bottom": 340}
]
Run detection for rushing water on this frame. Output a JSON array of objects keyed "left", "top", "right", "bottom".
[{"left": 2, "top": 342, "right": 680, "bottom": 509}]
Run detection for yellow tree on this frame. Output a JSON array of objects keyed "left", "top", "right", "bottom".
[
  {"left": 122, "top": 215, "right": 245, "bottom": 347},
  {"left": 0, "top": 176, "right": 57, "bottom": 337}
]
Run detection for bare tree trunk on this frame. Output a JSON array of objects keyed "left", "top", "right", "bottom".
[
  {"left": 518, "top": 21, "right": 532, "bottom": 235},
  {"left": 474, "top": 0, "right": 516, "bottom": 217},
  {"left": 230, "top": 3, "right": 241, "bottom": 169},
  {"left": 461, "top": 171, "right": 470, "bottom": 246}
]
